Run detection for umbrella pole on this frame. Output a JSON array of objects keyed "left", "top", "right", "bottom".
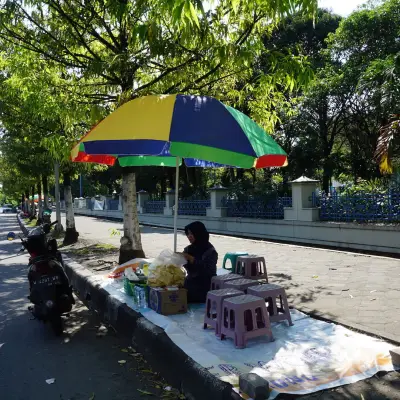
[{"left": 173, "top": 157, "right": 180, "bottom": 252}]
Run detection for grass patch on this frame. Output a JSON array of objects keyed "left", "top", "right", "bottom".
[
  {"left": 26, "top": 218, "right": 38, "bottom": 227},
  {"left": 95, "top": 243, "right": 117, "bottom": 250},
  {"left": 64, "top": 243, "right": 118, "bottom": 256}
]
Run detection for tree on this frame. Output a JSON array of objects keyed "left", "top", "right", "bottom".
[
  {"left": 0, "top": 45, "right": 96, "bottom": 241},
  {"left": 0, "top": 0, "right": 318, "bottom": 262},
  {"left": 260, "top": 9, "right": 342, "bottom": 189},
  {"left": 328, "top": 0, "right": 400, "bottom": 176}
]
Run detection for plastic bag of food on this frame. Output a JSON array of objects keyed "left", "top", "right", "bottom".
[
  {"left": 147, "top": 249, "right": 186, "bottom": 287},
  {"left": 108, "top": 258, "right": 148, "bottom": 279}
]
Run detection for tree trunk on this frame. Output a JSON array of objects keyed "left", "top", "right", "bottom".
[
  {"left": 30, "top": 185, "right": 35, "bottom": 217},
  {"left": 54, "top": 162, "right": 63, "bottom": 233},
  {"left": 322, "top": 159, "right": 332, "bottom": 194},
  {"left": 42, "top": 175, "right": 49, "bottom": 210},
  {"left": 21, "top": 193, "right": 24, "bottom": 212},
  {"left": 119, "top": 169, "right": 145, "bottom": 264},
  {"left": 63, "top": 172, "right": 79, "bottom": 245},
  {"left": 24, "top": 190, "right": 29, "bottom": 213},
  {"left": 36, "top": 178, "right": 43, "bottom": 225}
]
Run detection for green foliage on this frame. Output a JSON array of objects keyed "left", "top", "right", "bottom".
[
  {"left": 339, "top": 178, "right": 396, "bottom": 196},
  {"left": 2, "top": 0, "right": 399, "bottom": 204},
  {"left": 0, "top": 0, "right": 319, "bottom": 203},
  {"left": 327, "top": 0, "right": 400, "bottom": 174},
  {"left": 109, "top": 228, "right": 121, "bottom": 238}
]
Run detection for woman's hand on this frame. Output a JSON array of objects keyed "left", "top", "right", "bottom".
[{"left": 182, "top": 252, "right": 195, "bottom": 264}]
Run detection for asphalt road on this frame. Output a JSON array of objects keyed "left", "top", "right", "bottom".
[{"left": 0, "top": 214, "right": 171, "bottom": 400}]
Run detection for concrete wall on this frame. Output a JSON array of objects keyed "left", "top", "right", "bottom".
[{"left": 73, "top": 208, "right": 400, "bottom": 256}]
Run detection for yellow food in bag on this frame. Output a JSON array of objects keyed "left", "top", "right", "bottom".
[
  {"left": 147, "top": 249, "right": 187, "bottom": 287},
  {"left": 148, "top": 264, "right": 185, "bottom": 287}
]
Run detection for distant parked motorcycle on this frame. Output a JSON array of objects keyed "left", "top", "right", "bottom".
[{"left": 20, "top": 221, "right": 74, "bottom": 335}]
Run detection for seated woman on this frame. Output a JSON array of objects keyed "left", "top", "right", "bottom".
[{"left": 182, "top": 221, "right": 218, "bottom": 303}]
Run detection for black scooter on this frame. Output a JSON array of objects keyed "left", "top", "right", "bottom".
[{"left": 20, "top": 221, "right": 74, "bottom": 335}]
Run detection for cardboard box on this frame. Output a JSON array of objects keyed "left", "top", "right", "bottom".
[{"left": 148, "top": 287, "right": 188, "bottom": 315}]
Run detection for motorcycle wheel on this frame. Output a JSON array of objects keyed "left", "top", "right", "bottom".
[{"left": 50, "top": 315, "right": 64, "bottom": 336}]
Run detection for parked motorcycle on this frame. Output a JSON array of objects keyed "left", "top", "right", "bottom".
[{"left": 20, "top": 221, "right": 74, "bottom": 335}]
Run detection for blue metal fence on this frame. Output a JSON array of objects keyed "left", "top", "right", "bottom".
[
  {"left": 108, "top": 199, "right": 119, "bottom": 210},
  {"left": 144, "top": 200, "right": 166, "bottom": 214},
  {"left": 178, "top": 200, "right": 211, "bottom": 216},
  {"left": 312, "top": 191, "right": 400, "bottom": 223},
  {"left": 222, "top": 196, "right": 292, "bottom": 219},
  {"left": 86, "top": 198, "right": 93, "bottom": 210}
]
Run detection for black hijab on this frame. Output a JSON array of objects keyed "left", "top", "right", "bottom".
[{"left": 184, "top": 221, "right": 212, "bottom": 257}]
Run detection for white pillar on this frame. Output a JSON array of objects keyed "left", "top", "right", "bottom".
[
  {"left": 164, "top": 190, "right": 175, "bottom": 216},
  {"left": 118, "top": 194, "right": 123, "bottom": 210},
  {"left": 206, "top": 185, "right": 228, "bottom": 218},
  {"left": 284, "top": 176, "right": 320, "bottom": 221},
  {"left": 137, "top": 190, "right": 150, "bottom": 214}
]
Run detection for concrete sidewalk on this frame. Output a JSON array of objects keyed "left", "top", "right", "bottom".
[{"left": 67, "top": 214, "right": 400, "bottom": 344}]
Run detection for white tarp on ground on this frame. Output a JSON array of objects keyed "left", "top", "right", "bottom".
[{"left": 102, "top": 278, "right": 398, "bottom": 399}]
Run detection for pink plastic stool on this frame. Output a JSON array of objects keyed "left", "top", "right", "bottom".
[
  {"left": 203, "top": 288, "right": 244, "bottom": 336},
  {"left": 210, "top": 273, "right": 242, "bottom": 290},
  {"left": 247, "top": 283, "right": 293, "bottom": 326},
  {"left": 224, "top": 278, "right": 260, "bottom": 293},
  {"left": 236, "top": 256, "right": 268, "bottom": 281},
  {"left": 220, "top": 294, "right": 274, "bottom": 348}
]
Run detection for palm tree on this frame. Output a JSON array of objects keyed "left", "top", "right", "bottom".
[{"left": 375, "top": 114, "right": 400, "bottom": 175}]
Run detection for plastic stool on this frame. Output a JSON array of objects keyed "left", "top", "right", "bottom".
[
  {"left": 236, "top": 256, "right": 268, "bottom": 281},
  {"left": 211, "top": 273, "right": 242, "bottom": 290},
  {"left": 222, "top": 252, "right": 248, "bottom": 273},
  {"left": 203, "top": 288, "right": 244, "bottom": 336},
  {"left": 224, "top": 278, "right": 260, "bottom": 293},
  {"left": 247, "top": 284, "right": 293, "bottom": 326},
  {"left": 220, "top": 294, "right": 274, "bottom": 348}
]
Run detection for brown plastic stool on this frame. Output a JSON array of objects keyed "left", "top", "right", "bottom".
[
  {"left": 236, "top": 256, "right": 268, "bottom": 281},
  {"left": 203, "top": 288, "right": 244, "bottom": 336},
  {"left": 220, "top": 294, "right": 274, "bottom": 348},
  {"left": 224, "top": 278, "right": 260, "bottom": 293},
  {"left": 210, "top": 273, "right": 242, "bottom": 290},
  {"left": 247, "top": 283, "right": 293, "bottom": 326}
]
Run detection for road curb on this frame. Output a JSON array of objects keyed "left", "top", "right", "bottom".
[
  {"left": 16, "top": 214, "right": 29, "bottom": 236},
  {"left": 62, "top": 256, "right": 240, "bottom": 400}
]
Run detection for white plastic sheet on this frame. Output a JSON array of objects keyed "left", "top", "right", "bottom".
[{"left": 101, "top": 277, "right": 398, "bottom": 399}]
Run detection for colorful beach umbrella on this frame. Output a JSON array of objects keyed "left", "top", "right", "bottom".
[
  {"left": 73, "top": 143, "right": 227, "bottom": 168},
  {"left": 71, "top": 95, "right": 287, "bottom": 168},
  {"left": 71, "top": 94, "right": 288, "bottom": 250}
]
